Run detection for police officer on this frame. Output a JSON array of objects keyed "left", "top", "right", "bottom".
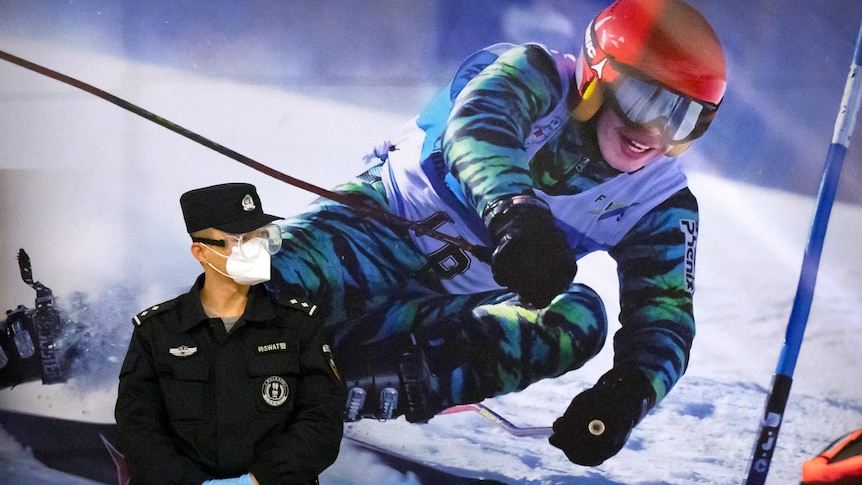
[{"left": 115, "top": 183, "right": 344, "bottom": 485}]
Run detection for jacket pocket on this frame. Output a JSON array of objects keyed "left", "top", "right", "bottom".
[
  {"left": 158, "top": 357, "right": 209, "bottom": 422},
  {"left": 247, "top": 351, "right": 299, "bottom": 414}
]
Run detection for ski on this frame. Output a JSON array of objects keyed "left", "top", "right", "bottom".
[{"left": 441, "top": 403, "right": 553, "bottom": 438}]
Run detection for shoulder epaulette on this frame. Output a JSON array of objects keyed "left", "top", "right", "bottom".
[
  {"left": 280, "top": 297, "right": 318, "bottom": 317},
  {"left": 133, "top": 298, "right": 179, "bottom": 326}
]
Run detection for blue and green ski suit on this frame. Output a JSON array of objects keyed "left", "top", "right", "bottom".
[{"left": 267, "top": 43, "right": 698, "bottom": 414}]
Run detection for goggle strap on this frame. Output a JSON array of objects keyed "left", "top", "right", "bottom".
[{"left": 192, "top": 237, "right": 226, "bottom": 247}]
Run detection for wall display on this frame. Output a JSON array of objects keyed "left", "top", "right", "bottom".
[{"left": 1, "top": 2, "right": 861, "bottom": 484}]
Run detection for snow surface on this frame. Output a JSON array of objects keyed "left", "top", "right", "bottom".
[{"left": 0, "top": 36, "right": 860, "bottom": 485}]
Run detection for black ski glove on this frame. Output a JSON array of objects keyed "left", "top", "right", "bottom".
[
  {"left": 549, "top": 367, "right": 657, "bottom": 466},
  {"left": 484, "top": 194, "right": 577, "bottom": 308}
]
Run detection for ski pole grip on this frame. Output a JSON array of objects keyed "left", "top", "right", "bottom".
[{"left": 588, "top": 419, "right": 605, "bottom": 436}]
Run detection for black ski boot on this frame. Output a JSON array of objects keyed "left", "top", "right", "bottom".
[{"left": 339, "top": 334, "right": 445, "bottom": 423}]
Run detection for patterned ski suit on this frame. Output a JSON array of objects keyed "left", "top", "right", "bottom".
[{"left": 268, "top": 43, "right": 697, "bottom": 413}]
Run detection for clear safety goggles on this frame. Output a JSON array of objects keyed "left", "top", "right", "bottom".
[
  {"left": 607, "top": 72, "right": 718, "bottom": 144},
  {"left": 192, "top": 223, "right": 282, "bottom": 258}
]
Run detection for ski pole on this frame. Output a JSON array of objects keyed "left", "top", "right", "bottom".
[
  {"left": 743, "top": 18, "right": 862, "bottom": 485},
  {"left": 0, "top": 48, "right": 492, "bottom": 263}
]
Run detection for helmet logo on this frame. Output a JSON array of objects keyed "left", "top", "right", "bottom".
[
  {"left": 592, "top": 58, "right": 609, "bottom": 80},
  {"left": 584, "top": 20, "right": 596, "bottom": 58},
  {"left": 241, "top": 194, "right": 256, "bottom": 212}
]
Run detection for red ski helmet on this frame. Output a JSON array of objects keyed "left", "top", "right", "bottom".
[{"left": 572, "top": 0, "right": 727, "bottom": 151}]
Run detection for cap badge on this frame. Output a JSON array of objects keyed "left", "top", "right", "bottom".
[{"left": 241, "top": 194, "right": 256, "bottom": 212}]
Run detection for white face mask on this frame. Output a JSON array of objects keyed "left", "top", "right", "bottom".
[{"left": 202, "top": 238, "right": 271, "bottom": 285}]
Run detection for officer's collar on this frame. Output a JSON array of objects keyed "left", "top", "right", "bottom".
[{"left": 180, "top": 275, "right": 276, "bottom": 331}]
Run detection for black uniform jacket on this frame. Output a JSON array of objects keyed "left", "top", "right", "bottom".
[{"left": 115, "top": 275, "right": 344, "bottom": 485}]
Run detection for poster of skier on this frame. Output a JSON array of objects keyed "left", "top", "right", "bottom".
[{"left": 1, "top": 1, "right": 861, "bottom": 484}]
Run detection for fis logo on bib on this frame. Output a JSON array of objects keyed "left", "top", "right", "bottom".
[
  {"left": 594, "top": 201, "right": 641, "bottom": 222},
  {"left": 679, "top": 219, "right": 697, "bottom": 294}
]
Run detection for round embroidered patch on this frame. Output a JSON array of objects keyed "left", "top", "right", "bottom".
[{"left": 261, "top": 376, "right": 289, "bottom": 407}]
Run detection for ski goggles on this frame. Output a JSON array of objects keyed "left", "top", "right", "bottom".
[
  {"left": 192, "top": 223, "right": 283, "bottom": 258},
  {"left": 606, "top": 70, "right": 718, "bottom": 144}
]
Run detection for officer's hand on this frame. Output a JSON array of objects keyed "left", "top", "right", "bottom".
[
  {"left": 549, "top": 367, "right": 656, "bottom": 466},
  {"left": 484, "top": 194, "right": 576, "bottom": 308}
]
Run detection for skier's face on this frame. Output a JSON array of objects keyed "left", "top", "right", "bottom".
[{"left": 596, "top": 106, "right": 672, "bottom": 173}]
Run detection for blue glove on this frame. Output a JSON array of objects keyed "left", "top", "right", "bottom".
[
  {"left": 549, "top": 367, "right": 656, "bottom": 466},
  {"left": 202, "top": 474, "right": 254, "bottom": 485},
  {"left": 484, "top": 194, "right": 577, "bottom": 307}
]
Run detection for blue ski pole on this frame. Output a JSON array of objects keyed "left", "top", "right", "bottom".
[{"left": 744, "top": 19, "right": 862, "bottom": 485}]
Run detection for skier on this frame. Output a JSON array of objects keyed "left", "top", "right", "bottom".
[{"left": 267, "top": 0, "right": 725, "bottom": 466}]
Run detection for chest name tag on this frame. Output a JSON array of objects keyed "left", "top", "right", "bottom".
[{"left": 257, "top": 342, "right": 287, "bottom": 353}]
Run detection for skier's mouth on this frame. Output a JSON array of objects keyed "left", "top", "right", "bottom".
[
  {"left": 627, "top": 138, "right": 651, "bottom": 154},
  {"left": 621, "top": 132, "right": 661, "bottom": 156}
]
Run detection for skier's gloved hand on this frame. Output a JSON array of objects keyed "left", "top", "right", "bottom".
[
  {"left": 549, "top": 367, "right": 657, "bottom": 466},
  {"left": 484, "top": 194, "right": 576, "bottom": 308},
  {"left": 202, "top": 474, "right": 255, "bottom": 485}
]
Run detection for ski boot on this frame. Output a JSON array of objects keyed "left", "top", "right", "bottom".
[{"left": 340, "top": 334, "right": 446, "bottom": 424}]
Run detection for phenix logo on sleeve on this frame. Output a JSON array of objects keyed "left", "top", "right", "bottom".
[{"left": 679, "top": 219, "right": 697, "bottom": 294}]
